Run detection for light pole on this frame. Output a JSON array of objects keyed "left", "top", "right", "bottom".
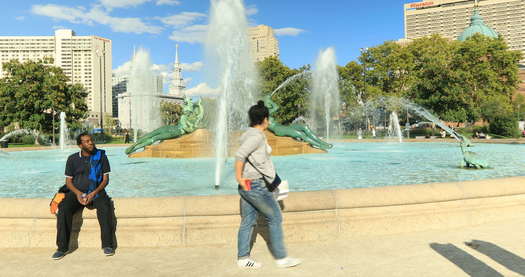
[
  {"left": 96, "top": 48, "right": 105, "bottom": 131},
  {"left": 360, "top": 48, "right": 368, "bottom": 100},
  {"left": 360, "top": 47, "right": 369, "bottom": 133}
]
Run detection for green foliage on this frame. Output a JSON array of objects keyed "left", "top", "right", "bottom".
[
  {"left": 512, "top": 93, "right": 525, "bottom": 121},
  {"left": 343, "top": 34, "right": 522, "bottom": 124},
  {"left": 0, "top": 58, "right": 88, "bottom": 134},
  {"left": 160, "top": 101, "right": 183, "bottom": 126},
  {"left": 256, "top": 56, "right": 310, "bottom": 124},
  {"left": 489, "top": 112, "right": 520, "bottom": 137},
  {"left": 91, "top": 132, "right": 113, "bottom": 144}
]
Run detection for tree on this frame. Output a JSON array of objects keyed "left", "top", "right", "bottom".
[
  {"left": 0, "top": 58, "right": 88, "bottom": 143},
  {"left": 160, "top": 101, "right": 183, "bottom": 126},
  {"left": 257, "top": 56, "right": 310, "bottom": 124},
  {"left": 405, "top": 35, "right": 470, "bottom": 122},
  {"left": 452, "top": 34, "right": 521, "bottom": 123},
  {"left": 359, "top": 41, "right": 415, "bottom": 98}
]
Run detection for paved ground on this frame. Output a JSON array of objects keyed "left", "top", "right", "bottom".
[{"left": 2, "top": 217, "right": 525, "bottom": 277}]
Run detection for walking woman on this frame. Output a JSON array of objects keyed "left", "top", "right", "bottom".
[{"left": 234, "top": 100, "right": 301, "bottom": 269}]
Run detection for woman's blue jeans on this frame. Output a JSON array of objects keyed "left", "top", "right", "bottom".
[{"left": 237, "top": 179, "right": 287, "bottom": 260}]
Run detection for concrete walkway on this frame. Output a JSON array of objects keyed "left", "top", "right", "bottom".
[{"left": 2, "top": 217, "right": 525, "bottom": 277}]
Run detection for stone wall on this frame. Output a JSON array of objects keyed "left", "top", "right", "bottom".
[{"left": 1, "top": 176, "right": 525, "bottom": 248}]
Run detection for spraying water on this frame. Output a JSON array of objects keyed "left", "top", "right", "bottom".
[
  {"left": 206, "top": 0, "right": 258, "bottom": 188},
  {"left": 128, "top": 48, "right": 161, "bottom": 134},
  {"left": 388, "top": 111, "right": 403, "bottom": 143},
  {"left": 270, "top": 71, "right": 311, "bottom": 96},
  {"left": 0, "top": 129, "right": 38, "bottom": 142},
  {"left": 59, "top": 112, "right": 69, "bottom": 150},
  {"left": 310, "top": 48, "right": 341, "bottom": 140}
]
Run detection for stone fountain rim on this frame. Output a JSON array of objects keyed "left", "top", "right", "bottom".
[{"left": 1, "top": 176, "right": 524, "bottom": 219}]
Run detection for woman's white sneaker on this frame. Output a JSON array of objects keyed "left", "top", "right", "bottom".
[
  {"left": 237, "top": 258, "right": 262, "bottom": 268},
  {"left": 276, "top": 257, "right": 302, "bottom": 268}
]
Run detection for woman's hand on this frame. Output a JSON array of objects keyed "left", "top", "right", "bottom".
[{"left": 238, "top": 178, "right": 249, "bottom": 190}]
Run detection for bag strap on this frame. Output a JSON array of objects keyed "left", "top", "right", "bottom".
[{"left": 245, "top": 154, "right": 272, "bottom": 182}]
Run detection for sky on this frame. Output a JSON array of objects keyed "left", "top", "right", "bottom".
[{"left": 1, "top": 0, "right": 415, "bottom": 95}]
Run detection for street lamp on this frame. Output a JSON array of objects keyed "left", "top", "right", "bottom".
[
  {"left": 359, "top": 47, "right": 368, "bottom": 102},
  {"left": 95, "top": 48, "right": 106, "bottom": 131},
  {"left": 359, "top": 47, "right": 369, "bottom": 133}
]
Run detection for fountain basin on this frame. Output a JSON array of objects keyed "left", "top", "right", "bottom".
[
  {"left": 1, "top": 142, "right": 524, "bottom": 198},
  {"left": 1, "top": 177, "right": 525, "bottom": 248}
]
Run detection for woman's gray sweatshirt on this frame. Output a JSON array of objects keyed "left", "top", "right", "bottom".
[{"left": 235, "top": 127, "right": 276, "bottom": 182}]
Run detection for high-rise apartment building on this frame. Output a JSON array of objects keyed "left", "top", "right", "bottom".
[
  {"left": 0, "top": 29, "right": 112, "bottom": 124},
  {"left": 404, "top": 0, "right": 525, "bottom": 62},
  {"left": 248, "top": 25, "right": 279, "bottom": 62}
]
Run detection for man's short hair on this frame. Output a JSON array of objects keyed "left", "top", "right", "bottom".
[{"left": 76, "top": 132, "right": 91, "bottom": 145}]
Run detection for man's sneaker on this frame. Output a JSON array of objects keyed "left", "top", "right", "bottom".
[
  {"left": 237, "top": 258, "right": 262, "bottom": 268},
  {"left": 51, "top": 251, "right": 66, "bottom": 260},
  {"left": 276, "top": 257, "right": 302, "bottom": 268},
  {"left": 103, "top": 247, "right": 115, "bottom": 256}
]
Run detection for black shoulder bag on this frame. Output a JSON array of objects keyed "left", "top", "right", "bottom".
[{"left": 245, "top": 155, "right": 281, "bottom": 192}]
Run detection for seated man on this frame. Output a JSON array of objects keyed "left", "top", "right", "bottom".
[{"left": 52, "top": 133, "right": 115, "bottom": 260}]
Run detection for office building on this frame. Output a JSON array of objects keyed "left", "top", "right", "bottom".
[{"left": 248, "top": 25, "right": 279, "bottom": 62}]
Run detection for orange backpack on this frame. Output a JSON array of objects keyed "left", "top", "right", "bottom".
[{"left": 50, "top": 193, "right": 66, "bottom": 214}]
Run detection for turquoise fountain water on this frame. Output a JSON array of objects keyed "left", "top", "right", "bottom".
[{"left": 1, "top": 142, "right": 524, "bottom": 198}]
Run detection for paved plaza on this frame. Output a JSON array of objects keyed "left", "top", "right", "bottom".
[{"left": 2, "top": 215, "right": 525, "bottom": 277}]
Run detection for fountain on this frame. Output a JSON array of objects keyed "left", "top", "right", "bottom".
[
  {"left": 59, "top": 112, "right": 69, "bottom": 150},
  {"left": 128, "top": 48, "right": 161, "bottom": 134},
  {"left": 388, "top": 111, "right": 403, "bottom": 143},
  {"left": 270, "top": 71, "right": 311, "bottom": 96},
  {"left": 0, "top": 129, "right": 38, "bottom": 143},
  {"left": 346, "top": 96, "right": 486, "bottom": 168},
  {"left": 310, "top": 47, "right": 341, "bottom": 140},
  {"left": 205, "top": 0, "right": 258, "bottom": 188}
]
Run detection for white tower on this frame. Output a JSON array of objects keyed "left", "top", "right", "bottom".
[{"left": 169, "top": 44, "right": 185, "bottom": 97}]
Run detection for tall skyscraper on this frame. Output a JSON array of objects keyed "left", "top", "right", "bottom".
[
  {"left": 0, "top": 29, "right": 112, "bottom": 125},
  {"left": 169, "top": 44, "right": 185, "bottom": 97},
  {"left": 404, "top": 0, "right": 525, "bottom": 62},
  {"left": 248, "top": 25, "right": 279, "bottom": 62}
]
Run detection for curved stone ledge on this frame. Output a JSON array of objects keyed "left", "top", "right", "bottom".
[{"left": 1, "top": 176, "right": 525, "bottom": 248}]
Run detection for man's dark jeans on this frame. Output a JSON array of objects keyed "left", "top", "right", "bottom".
[{"left": 56, "top": 191, "right": 115, "bottom": 252}]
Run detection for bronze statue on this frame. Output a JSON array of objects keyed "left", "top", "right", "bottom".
[
  {"left": 125, "top": 97, "right": 204, "bottom": 155},
  {"left": 263, "top": 95, "right": 333, "bottom": 151}
]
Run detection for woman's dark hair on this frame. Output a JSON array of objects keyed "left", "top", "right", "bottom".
[
  {"left": 76, "top": 132, "right": 91, "bottom": 145},
  {"left": 248, "top": 100, "right": 269, "bottom": 127}
]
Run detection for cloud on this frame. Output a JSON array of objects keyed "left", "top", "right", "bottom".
[
  {"left": 156, "top": 12, "right": 206, "bottom": 27},
  {"left": 156, "top": 0, "right": 181, "bottom": 6},
  {"left": 31, "top": 4, "right": 163, "bottom": 34},
  {"left": 99, "top": 0, "right": 150, "bottom": 9},
  {"left": 245, "top": 5, "right": 258, "bottom": 16},
  {"left": 181, "top": 61, "right": 203, "bottom": 72},
  {"left": 274, "top": 27, "right": 305, "bottom": 37},
  {"left": 113, "top": 61, "right": 132, "bottom": 76},
  {"left": 15, "top": 16, "right": 25, "bottom": 21},
  {"left": 32, "top": 4, "right": 89, "bottom": 24},
  {"left": 169, "top": 24, "right": 208, "bottom": 43},
  {"left": 185, "top": 83, "right": 220, "bottom": 97},
  {"left": 182, "top": 77, "right": 192, "bottom": 86}
]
